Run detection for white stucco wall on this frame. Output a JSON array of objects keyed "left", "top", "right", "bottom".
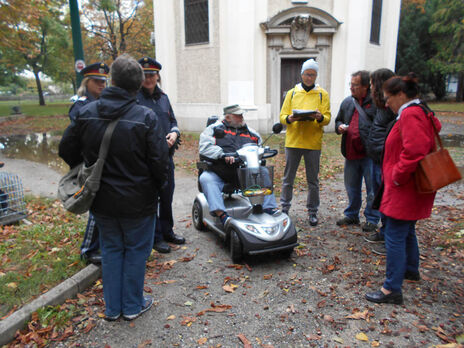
[{"left": 154, "top": 0, "right": 401, "bottom": 133}]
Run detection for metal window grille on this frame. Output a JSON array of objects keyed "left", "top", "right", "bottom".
[
  {"left": 0, "top": 172, "right": 27, "bottom": 225},
  {"left": 184, "top": 0, "right": 209, "bottom": 45},
  {"left": 370, "top": 0, "right": 382, "bottom": 44}
]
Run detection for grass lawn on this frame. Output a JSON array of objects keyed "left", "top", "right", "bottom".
[
  {"left": 0, "top": 196, "right": 87, "bottom": 318},
  {"left": 428, "top": 101, "right": 464, "bottom": 112},
  {"left": 0, "top": 100, "right": 71, "bottom": 117}
]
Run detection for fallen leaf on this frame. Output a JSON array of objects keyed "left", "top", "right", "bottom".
[
  {"left": 166, "top": 315, "right": 176, "bottom": 320},
  {"left": 197, "top": 337, "right": 207, "bottom": 345},
  {"left": 346, "top": 309, "right": 369, "bottom": 321},
  {"left": 263, "top": 274, "right": 273, "bottom": 280},
  {"left": 223, "top": 284, "right": 238, "bottom": 293},
  {"left": 6, "top": 282, "right": 17, "bottom": 289},
  {"left": 237, "top": 333, "right": 252, "bottom": 348},
  {"left": 138, "top": 340, "right": 152, "bottom": 348},
  {"left": 184, "top": 301, "right": 193, "bottom": 306},
  {"left": 371, "top": 341, "right": 380, "bottom": 347},
  {"left": 356, "top": 332, "right": 369, "bottom": 341},
  {"left": 333, "top": 336, "right": 344, "bottom": 344}
]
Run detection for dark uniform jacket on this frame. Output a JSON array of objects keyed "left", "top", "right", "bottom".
[
  {"left": 68, "top": 93, "right": 96, "bottom": 122},
  {"left": 334, "top": 93, "right": 376, "bottom": 158},
  {"left": 59, "top": 86, "right": 169, "bottom": 218},
  {"left": 137, "top": 86, "right": 180, "bottom": 156},
  {"left": 199, "top": 120, "right": 260, "bottom": 183}
]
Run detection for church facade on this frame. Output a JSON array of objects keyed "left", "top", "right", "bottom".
[{"left": 153, "top": 0, "right": 401, "bottom": 132}]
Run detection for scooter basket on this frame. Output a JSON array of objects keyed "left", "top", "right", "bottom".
[
  {"left": 237, "top": 166, "right": 274, "bottom": 197},
  {"left": 0, "top": 172, "right": 27, "bottom": 225}
]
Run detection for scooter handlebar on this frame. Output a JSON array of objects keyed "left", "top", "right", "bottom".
[{"left": 262, "top": 149, "right": 278, "bottom": 159}]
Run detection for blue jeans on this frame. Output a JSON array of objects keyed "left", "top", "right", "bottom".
[
  {"left": 80, "top": 213, "right": 100, "bottom": 256},
  {"left": 371, "top": 162, "right": 386, "bottom": 237},
  {"left": 383, "top": 216, "right": 419, "bottom": 293},
  {"left": 94, "top": 213, "right": 155, "bottom": 317},
  {"left": 199, "top": 171, "right": 277, "bottom": 214},
  {"left": 343, "top": 157, "right": 380, "bottom": 224}
]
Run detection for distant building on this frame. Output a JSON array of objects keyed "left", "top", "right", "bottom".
[{"left": 154, "top": 0, "right": 401, "bottom": 133}]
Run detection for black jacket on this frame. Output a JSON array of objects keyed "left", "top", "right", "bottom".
[
  {"left": 367, "top": 107, "right": 396, "bottom": 164},
  {"left": 59, "top": 86, "right": 169, "bottom": 218},
  {"left": 68, "top": 92, "right": 96, "bottom": 122},
  {"left": 334, "top": 93, "right": 376, "bottom": 158}
]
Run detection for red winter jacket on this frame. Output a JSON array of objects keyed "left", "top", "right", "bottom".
[{"left": 380, "top": 105, "right": 441, "bottom": 221}]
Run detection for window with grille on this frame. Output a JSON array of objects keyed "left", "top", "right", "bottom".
[
  {"left": 370, "top": 0, "right": 382, "bottom": 44},
  {"left": 184, "top": 0, "right": 209, "bottom": 45}
]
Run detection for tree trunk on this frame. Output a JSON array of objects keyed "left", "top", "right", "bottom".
[
  {"left": 33, "top": 69, "right": 45, "bottom": 106},
  {"left": 456, "top": 72, "right": 464, "bottom": 102}
]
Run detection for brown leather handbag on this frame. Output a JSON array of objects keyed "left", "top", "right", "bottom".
[{"left": 414, "top": 106, "right": 462, "bottom": 194}]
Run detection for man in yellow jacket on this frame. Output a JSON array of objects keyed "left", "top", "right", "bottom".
[{"left": 279, "top": 59, "right": 331, "bottom": 226}]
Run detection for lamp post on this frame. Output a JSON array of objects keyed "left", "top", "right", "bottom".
[{"left": 69, "top": 0, "right": 85, "bottom": 87}]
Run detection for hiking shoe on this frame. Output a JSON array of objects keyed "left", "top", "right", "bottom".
[
  {"left": 264, "top": 208, "right": 280, "bottom": 216},
  {"left": 123, "top": 295, "right": 154, "bottom": 321},
  {"left": 404, "top": 271, "right": 421, "bottom": 281},
  {"left": 336, "top": 216, "right": 360, "bottom": 226},
  {"left": 372, "top": 243, "right": 387, "bottom": 256},
  {"left": 309, "top": 213, "right": 318, "bottom": 226},
  {"left": 104, "top": 313, "right": 121, "bottom": 322},
  {"left": 364, "top": 232, "right": 384, "bottom": 243},
  {"left": 362, "top": 222, "right": 378, "bottom": 232},
  {"left": 219, "top": 212, "right": 230, "bottom": 227}
]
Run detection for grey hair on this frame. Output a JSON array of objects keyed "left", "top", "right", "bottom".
[
  {"left": 77, "top": 77, "right": 90, "bottom": 97},
  {"left": 110, "top": 54, "right": 145, "bottom": 94}
]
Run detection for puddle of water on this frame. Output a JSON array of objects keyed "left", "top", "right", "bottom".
[{"left": 0, "top": 132, "right": 68, "bottom": 174}]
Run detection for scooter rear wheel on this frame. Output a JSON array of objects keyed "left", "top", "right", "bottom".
[
  {"left": 229, "top": 227, "right": 243, "bottom": 263},
  {"left": 192, "top": 199, "right": 206, "bottom": 231}
]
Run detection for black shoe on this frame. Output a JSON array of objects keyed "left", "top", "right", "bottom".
[
  {"left": 153, "top": 241, "right": 171, "bottom": 253},
  {"left": 404, "top": 271, "right": 421, "bottom": 281},
  {"left": 123, "top": 295, "right": 154, "bottom": 321},
  {"left": 219, "top": 212, "right": 230, "bottom": 227},
  {"left": 372, "top": 243, "right": 387, "bottom": 256},
  {"left": 164, "top": 233, "right": 186, "bottom": 245},
  {"left": 309, "top": 214, "right": 318, "bottom": 226},
  {"left": 364, "top": 232, "right": 384, "bottom": 243},
  {"left": 362, "top": 222, "right": 377, "bottom": 232},
  {"left": 104, "top": 313, "right": 121, "bottom": 321},
  {"left": 82, "top": 251, "right": 102, "bottom": 265},
  {"left": 336, "top": 216, "right": 360, "bottom": 226},
  {"left": 365, "top": 290, "right": 403, "bottom": 304},
  {"left": 264, "top": 208, "right": 280, "bottom": 216}
]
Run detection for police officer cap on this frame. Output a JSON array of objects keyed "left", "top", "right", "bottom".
[
  {"left": 138, "top": 57, "right": 162, "bottom": 74},
  {"left": 80, "top": 62, "right": 109, "bottom": 80}
]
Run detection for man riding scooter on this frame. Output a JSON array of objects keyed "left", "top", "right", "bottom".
[{"left": 199, "top": 104, "right": 280, "bottom": 226}]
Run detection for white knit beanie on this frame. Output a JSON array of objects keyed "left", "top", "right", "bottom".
[{"left": 301, "top": 59, "right": 319, "bottom": 74}]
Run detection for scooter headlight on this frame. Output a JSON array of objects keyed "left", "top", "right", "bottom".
[
  {"left": 262, "top": 225, "right": 279, "bottom": 235},
  {"left": 282, "top": 217, "right": 289, "bottom": 228},
  {"left": 246, "top": 225, "right": 259, "bottom": 234}
]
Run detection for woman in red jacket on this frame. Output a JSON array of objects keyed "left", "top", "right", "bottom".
[{"left": 365, "top": 73, "right": 441, "bottom": 305}]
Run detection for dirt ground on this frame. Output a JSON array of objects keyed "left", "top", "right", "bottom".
[{"left": 50, "top": 168, "right": 464, "bottom": 348}]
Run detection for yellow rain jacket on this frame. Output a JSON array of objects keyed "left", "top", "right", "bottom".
[{"left": 280, "top": 83, "right": 331, "bottom": 150}]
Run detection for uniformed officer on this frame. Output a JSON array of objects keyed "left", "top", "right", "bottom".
[
  {"left": 69, "top": 62, "right": 109, "bottom": 264},
  {"left": 69, "top": 62, "right": 109, "bottom": 121},
  {"left": 137, "top": 57, "right": 185, "bottom": 253}
]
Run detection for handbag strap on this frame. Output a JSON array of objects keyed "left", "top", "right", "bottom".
[
  {"left": 415, "top": 102, "right": 443, "bottom": 150},
  {"left": 352, "top": 97, "right": 371, "bottom": 123},
  {"left": 98, "top": 117, "right": 121, "bottom": 160}
]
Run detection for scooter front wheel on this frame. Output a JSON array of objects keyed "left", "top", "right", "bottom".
[
  {"left": 228, "top": 227, "right": 243, "bottom": 263},
  {"left": 192, "top": 199, "right": 207, "bottom": 231}
]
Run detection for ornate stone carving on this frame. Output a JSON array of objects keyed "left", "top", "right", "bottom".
[{"left": 290, "top": 15, "right": 312, "bottom": 50}]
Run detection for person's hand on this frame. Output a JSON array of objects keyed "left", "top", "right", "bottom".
[
  {"left": 166, "top": 132, "right": 178, "bottom": 148},
  {"left": 314, "top": 109, "right": 323, "bottom": 122},
  {"left": 287, "top": 114, "right": 297, "bottom": 123},
  {"left": 338, "top": 124, "right": 348, "bottom": 134},
  {"left": 224, "top": 156, "right": 235, "bottom": 165}
]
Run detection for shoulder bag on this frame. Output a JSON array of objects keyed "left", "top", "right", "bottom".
[
  {"left": 414, "top": 105, "right": 461, "bottom": 194},
  {"left": 58, "top": 118, "right": 120, "bottom": 214}
]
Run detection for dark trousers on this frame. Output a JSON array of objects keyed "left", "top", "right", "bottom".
[{"left": 155, "top": 158, "right": 175, "bottom": 242}]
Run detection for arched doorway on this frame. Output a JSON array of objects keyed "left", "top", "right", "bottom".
[{"left": 261, "top": 7, "right": 340, "bottom": 121}]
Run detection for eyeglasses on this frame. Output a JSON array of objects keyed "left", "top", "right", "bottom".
[{"left": 349, "top": 83, "right": 361, "bottom": 88}]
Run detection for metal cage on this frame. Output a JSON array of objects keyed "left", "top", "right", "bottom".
[
  {"left": 237, "top": 166, "right": 274, "bottom": 197},
  {"left": 0, "top": 172, "right": 27, "bottom": 225}
]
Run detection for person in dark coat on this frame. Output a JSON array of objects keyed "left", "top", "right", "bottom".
[
  {"left": 59, "top": 54, "right": 169, "bottom": 321},
  {"left": 364, "top": 68, "right": 396, "bottom": 256},
  {"left": 365, "top": 73, "right": 441, "bottom": 305},
  {"left": 69, "top": 62, "right": 109, "bottom": 265},
  {"left": 334, "top": 70, "right": 380, "bottom": 232},
  {"left": 137, "top": 57, "right": 184, "bottom": 254}
]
